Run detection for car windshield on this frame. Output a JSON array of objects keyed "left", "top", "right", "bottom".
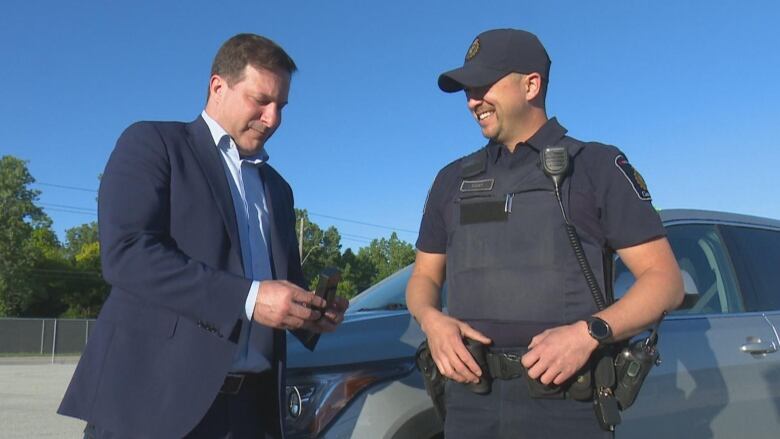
[{"left": 348, "top": 265, "right": 413, "bottom": 313}]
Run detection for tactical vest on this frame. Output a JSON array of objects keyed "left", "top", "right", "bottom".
[{"left": 446, "top": 138, "right": 607, "bottom": 347}]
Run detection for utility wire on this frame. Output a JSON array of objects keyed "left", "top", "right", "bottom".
[
  {"left": 35, "top": 182, "right": 420, "bottom": 235},
  {"left": 36, "top": 182, "right": 97, "bottom": 193},
  {"left": 40, "top": 202, "right": 95, "bottom": 213}
]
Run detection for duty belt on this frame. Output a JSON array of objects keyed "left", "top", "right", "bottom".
[{"left": 484, "top": 351, "right": 525, "bottom": 380}]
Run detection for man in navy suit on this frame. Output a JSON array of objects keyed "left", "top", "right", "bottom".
[{"left": 58, "top": 33, "right": 348, "bottom": 439}]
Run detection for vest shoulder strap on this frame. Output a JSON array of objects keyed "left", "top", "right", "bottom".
[{"left": 460, "top": 148, "right": 489, "bottom": 178}]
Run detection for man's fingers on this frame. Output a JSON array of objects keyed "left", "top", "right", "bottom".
[
  {"left": 288, "top": 301, "right": 322, "bottom": 321},
  {"left": 461, "top": 327, "right": 492, "bottom": 346},
  {"left": 293, "top": 289, "right": 326, "bottom": 310}
]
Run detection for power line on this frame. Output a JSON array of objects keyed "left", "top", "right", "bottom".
[
  {"left": 34, "top": 181, "right": 420, "bottom": 235},
  {"left": 308, "top": 211, "right": 417, "bottom": 235},
  {"left": 42, "top": 207, "right": 97, "bottom": 216},
  {"left": 36, "top": 182, "right": 97, "bottom": 193},
  {"left": 40, "top": 202, "right": 95, "bottom": 213}
]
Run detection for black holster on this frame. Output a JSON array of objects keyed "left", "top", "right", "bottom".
[{"left": 415, "top": 340, "right": 447, "bottom": 422}]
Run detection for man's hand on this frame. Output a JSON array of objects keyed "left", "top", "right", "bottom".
[
  {"left": 253, "top": 280, "right": 327, "bottom": 330},
  {"left": 307, "top": 295, "right": 349, "bottom": 333},
  {"left": 420, "top": 310, "right": 492, "bottom": 384},
  {"left": 521, "top": 321, "right": 598, "bottom": 386}
]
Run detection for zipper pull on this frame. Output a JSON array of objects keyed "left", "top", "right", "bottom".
[{"left": 504, "top": 193, "right": 514, "bottom": 213}]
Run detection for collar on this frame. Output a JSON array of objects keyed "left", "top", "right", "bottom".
[
  {"left": 487, "top": 117, "right": 568, "bottom": 163},
  {"left": 201, "top": 110, "right": 270, "bottom": 165}
]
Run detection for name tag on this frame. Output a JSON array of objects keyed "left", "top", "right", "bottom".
[{"left": 460, "top": 179, "right": 494, "bottom": 192}]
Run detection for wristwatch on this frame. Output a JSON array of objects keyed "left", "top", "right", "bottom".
[{"left": 585, "top": 316, "right": 612, "bottom": 343}]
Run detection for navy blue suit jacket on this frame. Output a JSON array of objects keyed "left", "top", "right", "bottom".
[{"left": 59, "top": 117, "right": 305, "bottom": 438}]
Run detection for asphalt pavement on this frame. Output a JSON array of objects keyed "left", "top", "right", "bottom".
[{"left": 0, "top": 357, "right": 84, "bottom": 439}]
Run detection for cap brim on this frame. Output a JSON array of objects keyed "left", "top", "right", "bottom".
[{"left": 437, "top": 64, "right": 510, "bottom": 93}]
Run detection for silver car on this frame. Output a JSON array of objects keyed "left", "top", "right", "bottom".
[{"left": 284, "top": 209, "right": 780, "bottom": 438}]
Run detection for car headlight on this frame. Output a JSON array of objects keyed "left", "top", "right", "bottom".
[{"left": 284, "top": 358, "right": 415, "bottom": 438}]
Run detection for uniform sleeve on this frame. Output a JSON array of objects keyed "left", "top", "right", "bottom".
[
  {"left": 415, "top": 166, "right": 456, "bottom": 254},
  {"left": 591, "top": 146, "right": 666, "bottom": 250}
]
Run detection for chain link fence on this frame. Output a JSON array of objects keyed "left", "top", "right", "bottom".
[{"left": 0, "top": 318, "right": 95, "bottom": 362}]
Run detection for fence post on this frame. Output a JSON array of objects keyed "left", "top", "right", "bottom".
[
  {"left": 40, "top": 319, "right": 45, "bottom": 355},
  {"left": 51, "top": 319, "right": 58, "bottom": 364}
]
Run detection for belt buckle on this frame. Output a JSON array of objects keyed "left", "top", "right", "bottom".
[
  {"left": 221, "top": 373, "right": 245, "bottom": 395},
  {"left": 500, "top": 353, "right": 524, "bottom": 379},
  {"left": 502, "top": 353, "right": 521, "bottom": 362}
]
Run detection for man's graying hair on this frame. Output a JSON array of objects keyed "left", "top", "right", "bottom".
[{"left": 208, "top": 33, "right": 297, "bottom": 98}]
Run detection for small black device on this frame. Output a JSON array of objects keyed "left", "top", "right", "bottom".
[
  {"left": 415, "top": 341, "right": 447, "bottom": 421},
  {"left": 613, "top": 317, "right": 663, "bottom": 409},
  {"left": 593, "top": 353, "right": 621, "bottom": 431},
  {"left": 541, "top": 145, "right": 571, "bottom": 190},
  {"left": 463, "top": 338, "right": 492, "bottom": 394},
  {"left": 295, "top": 267, "right": 341, "bottom": 351},
  {"left": 586, "top": 316, "right": 613, "bottom": 344},
  {"left": 313, "top": 267, "right": 341, "bottom": 313}
]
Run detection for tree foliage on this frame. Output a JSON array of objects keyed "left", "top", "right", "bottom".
[
  {"left": 0, "top": 156, "right": 51, "bottom": 316},
  {"left": 0, "top": 158, "right": 413, "bottom": 316},
  {"left": 0, "top": 157, "right": 108, "bottom": 318},
  {"left": 294, "top": 209, "right": 415, "bottom": 299}
]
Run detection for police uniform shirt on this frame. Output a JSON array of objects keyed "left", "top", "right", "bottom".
[{"left": 417, "top": 117, "right": 666, "bottom": 267}]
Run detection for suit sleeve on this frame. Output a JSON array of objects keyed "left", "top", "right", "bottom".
[{"left": 98, "top": 122, "right": 251, "bottom": 337}]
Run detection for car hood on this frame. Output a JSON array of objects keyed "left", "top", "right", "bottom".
[{"left": 286, "top": 311, "right": 424, "bottom": 369}]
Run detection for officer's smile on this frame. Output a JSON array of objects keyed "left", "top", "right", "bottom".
[{"left": 477, "top": 110, "right": 494, "bottom": 121}]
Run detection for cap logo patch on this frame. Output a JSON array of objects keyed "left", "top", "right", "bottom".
[
  {"left": 465, "top": 37, "right": 480, "bottom": 61},
  {"left": 614, "top": 154, "right": 651, "bottom": 201}
]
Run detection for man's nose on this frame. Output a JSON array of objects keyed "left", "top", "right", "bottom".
[
  {"left": 261, "top": 105, "right": 282, "bottom": 128},
  {"left": 467, "top": 96, "right": 483, "bottom": 111}
]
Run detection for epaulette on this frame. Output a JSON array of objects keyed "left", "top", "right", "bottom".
[{"left": 460, "top": 147, "right": 489, "bottom": 178}]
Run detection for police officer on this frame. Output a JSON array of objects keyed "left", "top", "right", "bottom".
[{"left": 406, "top": 29, "right": 684, "bottom": 438}]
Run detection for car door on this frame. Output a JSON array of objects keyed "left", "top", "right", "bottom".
[{"left": 615, "top": 223, "right": 780, "bottom": 438}]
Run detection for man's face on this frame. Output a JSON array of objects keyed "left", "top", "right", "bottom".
[
  {"left": 210, "top": 65, "right": 290, "bottom": 156},
  {"left": 465, "top": 73, "right": 530, "bottom": 147}
]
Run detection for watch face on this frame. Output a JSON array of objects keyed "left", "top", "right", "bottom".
[{"left": 590, "top": 319, "right": 610, "bottom": 339}]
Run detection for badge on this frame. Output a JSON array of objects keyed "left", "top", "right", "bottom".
[
  {"left": 465, "top": 37, "right": 480, "bottom": 61},
  {"left": 460, "top": 178, "right": 494, "bottom": 192},
  {"left": 614, "top": 154, "right": 651, "bottom": 201}
]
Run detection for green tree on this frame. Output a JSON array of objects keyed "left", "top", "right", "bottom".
[
  {"left": 59, "top": 221, "right": 109, "bottom": 317},
  {"left": 337, "top": 248, "right": 376, "bottom": 299},
  {"left": 357, "top": 232, "right": 416, "bottom": 285},
  {"left": 64, "top": 221, "right": 99, "bottom": 258},
  {"left": 0, "top": 156, "right": 54, "bottom": 316},
  {"left": 295, "top": 209, "right": 343, "bottom": 289}
]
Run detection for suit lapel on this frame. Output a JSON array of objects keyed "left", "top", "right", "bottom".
[
  {"left": 185, "top": 117, "right": 244, "bottom": 271},
  {"left": 259, "top": 166, "right": 289, "bottom": 281}
]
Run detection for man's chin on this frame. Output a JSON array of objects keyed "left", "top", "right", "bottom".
[{"left": 236, "top": 141, "right": 266, "bottom": 157}]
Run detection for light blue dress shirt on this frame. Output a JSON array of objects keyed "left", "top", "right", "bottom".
[{"left": 202, "top": 111, "right": 274, "bottom": 373}]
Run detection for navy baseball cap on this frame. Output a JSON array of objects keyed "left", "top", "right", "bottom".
[{"left": 438, "top": 29, "right": 551, "bottom": 93}]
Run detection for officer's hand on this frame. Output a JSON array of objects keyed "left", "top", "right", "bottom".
[
  {"left": 521, "top": 321, "right": 598, "bottom": 386},
  {"left": 307, "top": 295, "right": 349, "bottom": 333},
  {"left": 419, "top": 310, "right": 492, "bottom": 384},
  {"left": 253, "top": 280, "right": 325, "bottom": 330}
]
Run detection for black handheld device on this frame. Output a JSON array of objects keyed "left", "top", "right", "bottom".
[
  {"left": 464, "top": 338, "right": 492, "bottom": 394},
  {"left": 313, "top": 267, "right": 341, "bottom": 312},
  {"left": 295, "top": 267, "right": 341, "bottom": 351},
  {"left": 613, "top": 316, "right": 663, "bottom": 409}
]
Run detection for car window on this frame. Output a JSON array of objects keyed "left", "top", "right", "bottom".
[
  {"left": 347, "top": 264, "right": 448, "bottom": 312},
  {"left": 348, "top": 265, "right": 413, "bottom": 312},
  {"left": 615, "top": 224, "right": 744, "bottom": 315},
  {"left": 720, "top": 225, "right": 780, "bottom": 312}
]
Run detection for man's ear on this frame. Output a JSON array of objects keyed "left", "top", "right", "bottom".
[
  {"left": 525, "top": 72, "right": 543, "bottom": 102},
  {"left": 209, "top": 75, "right": 225, "bottom": 102}
]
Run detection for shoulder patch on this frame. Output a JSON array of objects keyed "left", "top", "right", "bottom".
[{"left": 614, "top": 154, "right": 651, "bottom": 201}]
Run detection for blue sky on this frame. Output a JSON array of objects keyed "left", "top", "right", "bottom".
[{"left": 2, "top": 1, "right": 779, "bottom": 250}]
